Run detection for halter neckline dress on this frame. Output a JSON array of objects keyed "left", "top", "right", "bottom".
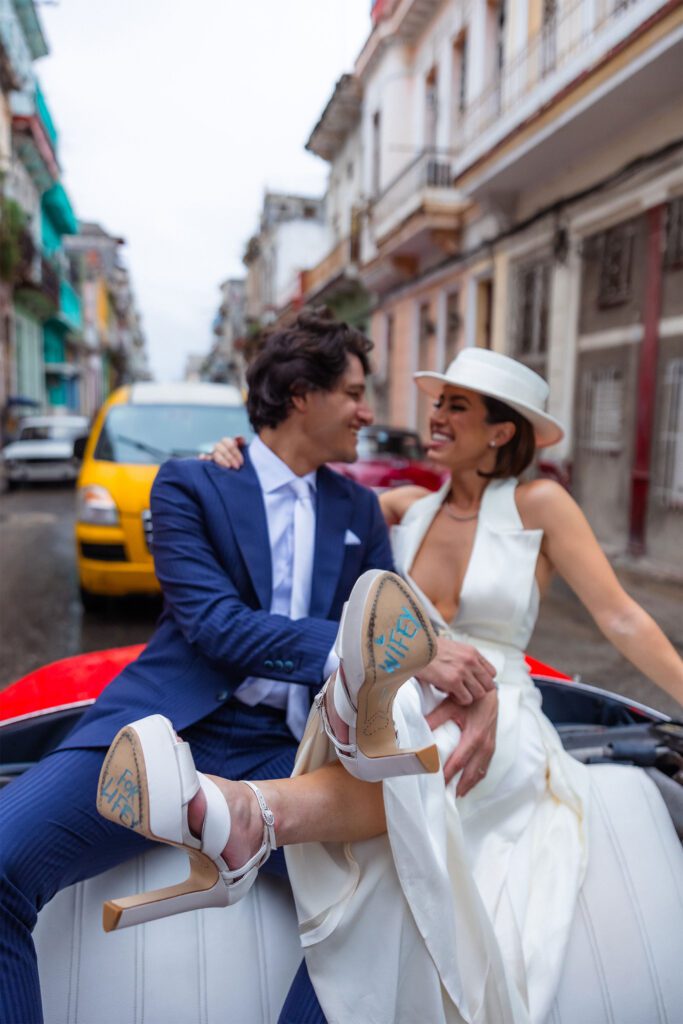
[{"left": 286, "top": 479, "right": 590, "bottom": 1024}]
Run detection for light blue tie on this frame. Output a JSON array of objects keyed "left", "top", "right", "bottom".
[{"left": 287, "top": 477, "right": 315, "bottom": 739}]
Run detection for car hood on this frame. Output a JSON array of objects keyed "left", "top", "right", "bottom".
[
  {"left": 78, "top": 460, "right": 160, "bottom": 514},
  {"left": 2, "top": 440, "right": 74, "bottom": 460}
]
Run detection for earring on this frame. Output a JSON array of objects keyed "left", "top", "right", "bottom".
[{"left": 488, "top": 441, "right": 496, "bottom": 448}]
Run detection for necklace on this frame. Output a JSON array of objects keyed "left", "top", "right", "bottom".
[{"left": 443, "top": 499, "right": 479, "bottom": 523}]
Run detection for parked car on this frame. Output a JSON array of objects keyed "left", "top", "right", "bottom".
[
  {"left": 74, "top": 382, "right": 252, "bottom": 610},
  {"left": 1, "top": 415, "right": 89, "bottom": 488},
  {"left": 329, "top": 425, "right": 446, "bottom": 491},
  {"left": 0, "top": 649, "right": 680, "bottom": 1024}
]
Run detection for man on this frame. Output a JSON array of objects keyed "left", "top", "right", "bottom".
[{"left": 0, "top": 309, "right": 496, "bottom": 1024}]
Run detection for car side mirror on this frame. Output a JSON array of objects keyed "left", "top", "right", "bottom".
[{"left": 73, "top": 435, "right": 88, "bottom": 460}]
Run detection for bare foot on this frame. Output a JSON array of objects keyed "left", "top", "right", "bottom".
[
  {"left": 325, "top": 671, "right": 350, "bottom": 744},
  {"left": 188, "top": 779, "right": 272, "bottom": 869}
]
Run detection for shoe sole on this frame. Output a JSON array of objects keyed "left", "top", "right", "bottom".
[
  {"left": 97, "top": 717, "right": 222, "bottom": 931},
  {"left": 342, "top": 570, "right": 440, "bottom": 773}
]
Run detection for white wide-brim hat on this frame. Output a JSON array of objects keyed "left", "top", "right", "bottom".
[{"left": 414, "top": 348, "right": 564, "bottom": 449}]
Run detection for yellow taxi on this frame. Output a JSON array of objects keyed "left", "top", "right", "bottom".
[{"left": 75, "top": 382, "right": 251, "bottom": 610}]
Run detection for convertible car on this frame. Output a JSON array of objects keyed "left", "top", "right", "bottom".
[{"left": 1, "top": 648, "right": 682, "bottom": 1024}]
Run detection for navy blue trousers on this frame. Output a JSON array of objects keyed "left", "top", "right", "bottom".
[{"left": 0, "top": 700, "right": 325, "bottom": 1024}]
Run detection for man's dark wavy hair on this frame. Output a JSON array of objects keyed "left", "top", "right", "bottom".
[{"left": 246, "top": 307, "right": 373, "bottom": 431}]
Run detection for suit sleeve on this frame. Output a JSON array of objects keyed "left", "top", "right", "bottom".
[
  {"left": 360, "top": 487, "right": 395, "bottom": 573},
  {"left": 150, "top": 461, "right": 337, "bottom": 688}
]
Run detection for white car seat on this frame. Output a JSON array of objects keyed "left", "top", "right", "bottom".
[{"left": 34, "top": 765, "right": 683, "bottom": 1024}]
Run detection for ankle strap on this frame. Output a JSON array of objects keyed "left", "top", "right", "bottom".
[{"left": 242, "top": 781, "right": 278, "bottom": 851}]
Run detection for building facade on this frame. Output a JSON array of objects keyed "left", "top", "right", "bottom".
[
  {"left": 202, "top": 278, "right": 248, "bottom": 388},
  {"left": 0, "top": 0, "right": 149, "bottom": 438},
  {"left": 299, "top": 0, "right": 682, "bottom": 571},
  {"left": 243, "top": 192, "right": 330, "bottom": 327},
  {"left": 64, "top": 223, "right": 149, "bottom": 417}
]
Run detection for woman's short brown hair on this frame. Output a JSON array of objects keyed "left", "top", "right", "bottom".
[
  {"left": 246, "top": 307, "right": 372, "bottom": 431},
  {"left": 480, "top": 396, "right": 536, "bottom": 479}
]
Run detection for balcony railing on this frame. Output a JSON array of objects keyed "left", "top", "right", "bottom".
[
  {"left": 461, "top": 0, "right": 650, "bottom": 148},
  {"left": 372, "top": 149, "right": 462, "bottom": 237}
]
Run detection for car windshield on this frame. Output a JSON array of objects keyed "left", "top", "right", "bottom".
[
  {"left": 356, "top": 430, "right": 423, "bottom": 461},
  {"left": 19, "top": 423, "right": 86, "bottom": 442},
  {"left": 93, "top": 404, "right": 253, "bottom": 464}
]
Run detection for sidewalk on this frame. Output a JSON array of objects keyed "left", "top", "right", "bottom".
[{"left": 528, "top": 566, "right": 683, "bottom": 719}]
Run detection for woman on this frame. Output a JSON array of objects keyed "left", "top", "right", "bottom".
[{"left": 100, "top": 348, "right": 683, "bottom": 1024}]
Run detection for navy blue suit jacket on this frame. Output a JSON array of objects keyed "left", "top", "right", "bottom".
[{"left": 62, "top": 453, "right": 394, "bottom": 749}]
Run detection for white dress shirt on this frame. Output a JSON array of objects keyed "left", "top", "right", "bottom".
[{"left": 234, "top": 437, "right": 336, "bottom": 737}]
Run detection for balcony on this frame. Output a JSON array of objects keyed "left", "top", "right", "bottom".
[
  {"left": 0, "top": 1, "right": 45, "bottom": 91},
  {"left": 369, "top": 149, "right": 465, "bottom": 259},
  {"left": 360, "top": 0, "right": 443, "bottom": 75},
  {"left": 58, "top": 277, "right": 82, "bottom": 333},
  {"left": 11, "top": 85, "right": 59, "bottom": 189},
  {"left": 458, "top": 0, "right": 683, "bottom": 195},
  {"left": 301, "top": 237, "right": 354, "bottom": 301},
  {"left": 14, "top": 230, "right": 60, "bottom": 316}
]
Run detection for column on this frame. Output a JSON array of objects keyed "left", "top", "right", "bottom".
[{"left": 629, "top": 203, "right": 664, "bottom": 555}]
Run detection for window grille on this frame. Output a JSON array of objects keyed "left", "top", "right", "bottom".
[
  {"left": 655, "top": 358, "right": 683, "bottom": 509},
  {"left": 665, "top": 198, "right": 683, "bottom": 270},
  {"left": 511, "top": 260, "right": 551, "bottom": 362},
  {"left": 579, "top": 366, "right": 624, "bottom": 454},
  {"left": 597, "top": 225, "right": 634, "bottom": 307}
]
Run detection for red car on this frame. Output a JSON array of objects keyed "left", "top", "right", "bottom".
[{"left": 329, "top": 425, "right": 446, "bottom": 491}]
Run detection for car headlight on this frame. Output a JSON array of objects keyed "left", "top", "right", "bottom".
[{"left": 77, "top": 485, "right": 120, "bottom": 526}]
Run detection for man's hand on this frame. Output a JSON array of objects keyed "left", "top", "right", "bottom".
[
  {"left": 417, "top": 635, "right": 497, "bottom": 704},
  {"left": 199, "top": 436, "right": 246, "bottom": 468},
  {"left": 426, "top": 690, "right": 498, "bottom": 795}
]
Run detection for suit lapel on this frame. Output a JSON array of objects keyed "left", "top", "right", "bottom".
[
  {"left": 310, "top": 467, "right": 352, "bottom": 619},
  {"left": 208, "top": 455, "right": 271, "bottom": 609}
]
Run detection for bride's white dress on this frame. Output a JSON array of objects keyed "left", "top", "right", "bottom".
[{"left": 285, "top": 478, "right": 590, "bottom": 1024}]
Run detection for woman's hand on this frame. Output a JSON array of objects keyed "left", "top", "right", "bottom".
[
  {"left": 200, "top": 436, "right": 246, "bottom": 469},
  {"left": 426, "top": 690, "right": 498, "bottom": 795}
]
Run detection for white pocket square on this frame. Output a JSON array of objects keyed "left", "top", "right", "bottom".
[{"left": 344, "top": 529, "right": 361, "bottom": 546}]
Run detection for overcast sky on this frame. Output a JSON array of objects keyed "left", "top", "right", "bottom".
[{"left": 38, "top": 0, "right": 369, "bottom": 381}]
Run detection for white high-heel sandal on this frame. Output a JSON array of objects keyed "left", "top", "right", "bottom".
[
  {"left": 96, "top": 714, "right": 276, "bottom": 932},
  {"left": 315, "top": 569, "right": 441, "bottom": 783}
]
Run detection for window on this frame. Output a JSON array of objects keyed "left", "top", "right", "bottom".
[
  {"left": 597, "top": 224, "right": 635, "bottom": 307},
  {"left": 579, "top": 367, "right": 624, "bottom": 454},
  {"left": 445, "top": 292, "right": 461, "bottom": 367},
  {"left": 417, "top": 303, "right": 434, "bottom": 428},
  {"left": 418, "top": 303, "right": 433, "bottom": 358},
  {"left": 512, "top": 260, "right": 551, "bottom": 362},
  {"left": 665, "top": 197, "right": 683, "bottom": 269},
  {"left": 456, "top": 33, "right": 468, "bottom": 114},
  {"left": 495, "top": 1, "right": 506, "bottom": 109},
  {"left": 541, "top": 0, "right": 558, "bottom": 75},
  {"left": 372, "top": 111, "right": 382, "bottom": 196},
  {"left": 476, "top": 279, "right": 494, "bottom": 350},
  {"left": 385, "top": 312, "right": 394, "bottom": 381},
  {"left": 425, "top": 66, "right": 438, "bottom": 149},
  {"left": 655, "top": 358, "right": 683, "bottom": 509}
]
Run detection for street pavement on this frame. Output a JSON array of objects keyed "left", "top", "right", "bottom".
[{"left": 1, "top": 484, "right": 681, "bottom": 718}]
